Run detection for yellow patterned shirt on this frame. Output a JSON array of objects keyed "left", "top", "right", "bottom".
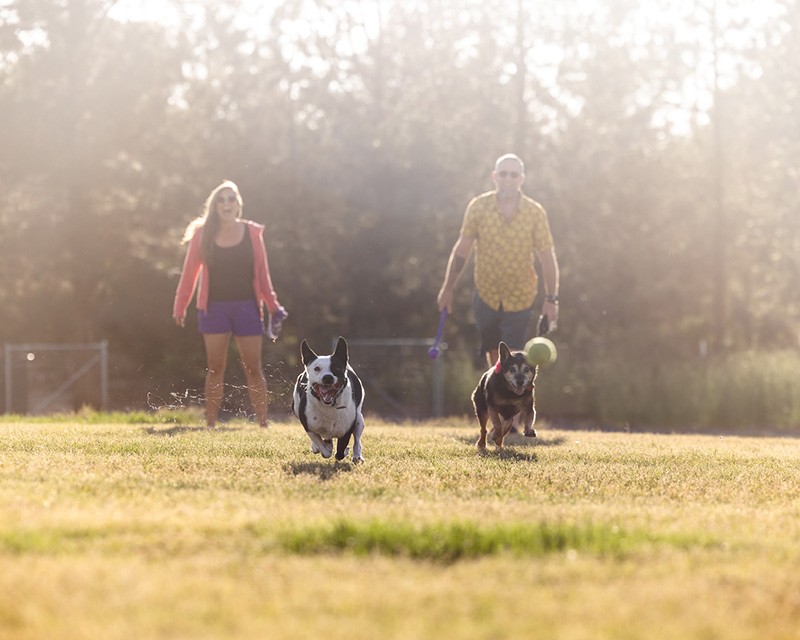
[{"left": 460, "top": 191, "right": 554, "bottom": 312}]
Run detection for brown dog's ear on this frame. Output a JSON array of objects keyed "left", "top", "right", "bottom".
[
  {"left": 301, "top": 340, "right": 317, "bottom": 366},
  {"left": 498, "top": 342, "right": 511, "bottom": 362}
]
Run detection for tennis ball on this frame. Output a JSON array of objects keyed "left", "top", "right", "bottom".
[{"left": 525, "top": 337, "right": 557, "bottom": 367}]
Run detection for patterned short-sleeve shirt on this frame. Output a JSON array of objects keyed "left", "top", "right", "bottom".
[{"left": 460, "top": 191, "right": 554, "bottom": 312}]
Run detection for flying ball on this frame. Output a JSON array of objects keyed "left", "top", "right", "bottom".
[{"left": 525, "top": 337, "right": 557, "bottom": 367}]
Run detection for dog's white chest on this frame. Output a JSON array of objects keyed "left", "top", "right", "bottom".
[{"left": 305, "top": 400, "right": 357, "bottom": 439}]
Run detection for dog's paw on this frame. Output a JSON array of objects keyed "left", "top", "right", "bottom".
[
  {"left": 319, "top": 440, "right": 334, "bottom": 458},
  {"left": 523, "top": 428, "right": 537, "bottom": 438},
  {"left": 352, "top": 455, "right": 365, "bottom": 464}
]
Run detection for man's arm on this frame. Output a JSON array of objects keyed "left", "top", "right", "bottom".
[
  {"left": 536, "top": 246, "right": 560, "bottom": 329},
  {"left": 437, "top": 235, "right": 475, "bottom": 313}
]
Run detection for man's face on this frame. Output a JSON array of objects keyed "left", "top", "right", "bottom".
[{"left": 492, "top": 160, "right": 525, "bottom": 198}]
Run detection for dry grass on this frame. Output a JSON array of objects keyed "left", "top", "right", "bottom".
[{"left": 2, "top": 417, "right": 800, "bottom": 639}]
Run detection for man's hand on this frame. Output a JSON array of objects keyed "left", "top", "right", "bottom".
[
  {"left": 542, "top": 300, "right": 559, "bottom": 331},
  {"left": 437, "top": 288, "right": 454, "bottom": 314}
]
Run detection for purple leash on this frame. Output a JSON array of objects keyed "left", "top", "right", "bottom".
[{"left": 428, "top": 309, "right": 448, "bottom": 359}]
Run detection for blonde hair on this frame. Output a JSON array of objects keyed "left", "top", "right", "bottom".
[{"left": 182, "top": 180, "right": 243, "bottom": 261}]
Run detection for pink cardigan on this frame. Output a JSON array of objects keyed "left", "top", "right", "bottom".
[{"left": 173, "top": 221, "right": 281, "bottom": 319}]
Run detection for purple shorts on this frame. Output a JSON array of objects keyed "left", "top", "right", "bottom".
[{"left": 198, "top": 300, "right": 264, "bottom": 336}]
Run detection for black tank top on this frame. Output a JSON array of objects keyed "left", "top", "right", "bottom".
[{"left": 207, "top": 231, "right": 255, "bottom": 302}]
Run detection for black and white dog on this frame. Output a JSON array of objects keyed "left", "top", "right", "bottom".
[{"left": 291, "top": 337, "right": 365, "bottom": 463}]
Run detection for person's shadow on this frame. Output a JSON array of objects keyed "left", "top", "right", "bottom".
[
  {"left": 142, "top": 425, "right": 242, "bottom": 436},
  {"left": 143, "top": 425, "right": 206, "bottom": 436}
]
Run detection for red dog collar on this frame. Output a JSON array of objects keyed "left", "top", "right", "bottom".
[{"left": 494, "top": 359, "right": 502, "bottom": 373}]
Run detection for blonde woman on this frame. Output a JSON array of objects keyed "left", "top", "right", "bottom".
[{"left": 173, "top": 180, "right": 287, "bottom": 428}]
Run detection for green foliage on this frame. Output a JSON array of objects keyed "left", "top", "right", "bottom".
[
  {"left": 0, "top": 0, "right": 798, "bottom": 423},
  {"left": 536, "top": 348, "right": 800, "bottom": 432}
]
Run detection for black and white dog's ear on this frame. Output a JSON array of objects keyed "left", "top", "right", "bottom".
[
  {"left": 301, "top": 340, "right": 318, "bottom": 366},
  {"left": 333, "top": 336, "right": 348, "bottom": 364},
  {"left": 498, "top": 341, "right": 511, "bottom": 362}
]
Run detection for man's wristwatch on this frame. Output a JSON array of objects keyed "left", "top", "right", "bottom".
[{"left": 544, "top": 295, "right": 559, "bottom": 304}]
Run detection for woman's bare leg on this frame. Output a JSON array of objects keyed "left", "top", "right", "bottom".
[
  {"left": 235, "top": 335, "right": 269, "bottom": 427},
  {"left": 202, "top": 333, "right": 231, "bottom": 427}
]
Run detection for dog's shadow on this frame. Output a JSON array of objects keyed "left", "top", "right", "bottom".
[
  {"left": 457, "top": 432, "right": 566, "bottom": 463},
  {"left": 478, "top": 447, "right": 538, "bottom": 462},
  {"left": 286, "top": 460, "right": 355, "bottom": 480}
]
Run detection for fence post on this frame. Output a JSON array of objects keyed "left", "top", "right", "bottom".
[
  {"left": 100, "top": 340, "right": 109, "bottom": 409},
  {"left": 432, "top": 354, "right": 445, "bottom": 417},
  {"left": 3, "top": 342, "right": 109, "bottom": 414},
  {"left": 4, "top": 344, "right": 10, "bottom": 414}
]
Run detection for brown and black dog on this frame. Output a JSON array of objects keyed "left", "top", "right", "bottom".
[{"left": 472, "top": 342, "right": 537, "bottom": 449}]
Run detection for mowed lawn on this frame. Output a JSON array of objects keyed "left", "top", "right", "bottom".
[{"left": 1, "top": 418, "right": 800, "bottom": 640}]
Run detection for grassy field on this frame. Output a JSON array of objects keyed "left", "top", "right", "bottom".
[{"left": 1, "top": 416, "right": 800, "bottom": 639}]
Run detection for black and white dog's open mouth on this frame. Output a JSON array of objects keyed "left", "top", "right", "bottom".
[{"left": 312, "top": 382, "right": 345, "bottom": 405}]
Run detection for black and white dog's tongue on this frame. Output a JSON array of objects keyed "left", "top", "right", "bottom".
[{"left": 313, "top": 382, "right": 343, "bottom": 404}]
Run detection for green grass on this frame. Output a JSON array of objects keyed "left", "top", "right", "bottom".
[
  {"left": 0, "top": 407, "right": 201, "bottom": 425},
  {"left": 1, "top": 417, "right": 800, "bottom": 639},
  {"left": 277, "top": 519, "right": 717, "bottom": 562}
]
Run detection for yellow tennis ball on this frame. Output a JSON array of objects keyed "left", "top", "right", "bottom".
[{"left": 525, "top": 337, "right": 557, "bottom": 367}]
